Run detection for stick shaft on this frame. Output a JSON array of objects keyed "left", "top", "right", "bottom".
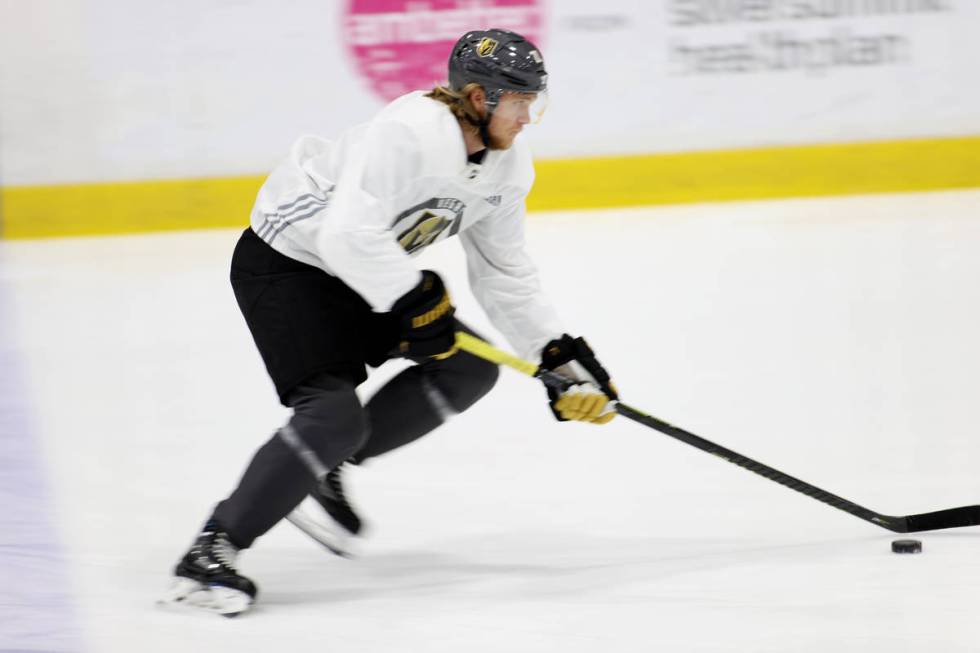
[{"left": 611, "top": 402, "right": 903, "bottom": 531}]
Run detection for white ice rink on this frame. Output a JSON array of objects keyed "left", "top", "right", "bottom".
[{"left": 3, "top": 190, "right": 980, "bottom": 652}]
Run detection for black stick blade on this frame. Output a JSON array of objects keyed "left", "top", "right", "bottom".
[{"left": 904, "top": 505, "right": 980, "bottom": 533}]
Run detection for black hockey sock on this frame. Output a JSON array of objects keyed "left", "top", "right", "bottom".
[
  {"left": 212, "top": 434, "right": 315, "bottom": 548},
  {"left": 213, "top": 375, "right": 368, "bottom": 547}
]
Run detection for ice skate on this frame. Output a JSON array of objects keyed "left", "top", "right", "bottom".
[
  {"left": 159, "top": 520, "right": 257, "bottom": 617},
  {"left": 287, "top": 462, "right": 363, "bottom": 557}
]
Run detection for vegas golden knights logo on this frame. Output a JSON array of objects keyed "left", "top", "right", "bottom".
[
  {"left": 398, "top": 211, "right": 450, "bottom": 254},
  {"left": 392, "top": 197, "right": 465, "bottom": 254},
  {"left": 477, "top": 37, "right": 498, "bottom": 57}
]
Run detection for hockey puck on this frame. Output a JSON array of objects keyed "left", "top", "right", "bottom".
[{"left": 891, "top": 539, "right": 922, "bottom": 554}]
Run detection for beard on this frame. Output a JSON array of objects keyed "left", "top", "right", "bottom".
[{"left": 486, "top": 130, "right": 516, "bottom": 150}]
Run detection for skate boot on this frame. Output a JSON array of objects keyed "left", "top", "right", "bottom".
[
  {"left": 287, "top": 461, "right": 363, "bottom": 557},
  {"left": 160, "top": 519, "right": 257, "bottom": 617}
]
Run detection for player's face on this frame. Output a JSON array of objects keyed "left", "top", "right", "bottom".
[{"left": 486, "top": 92, "right": 540, "bottom": 150}]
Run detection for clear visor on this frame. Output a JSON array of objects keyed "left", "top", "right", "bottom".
[{"left": 495, "top": 90, "right": 549, "bottom": 125}]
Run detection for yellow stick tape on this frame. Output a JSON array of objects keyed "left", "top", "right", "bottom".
[
  {"left": 3, "top": 136, "right": 979, "bottom": 239},
  {"left": 455, "top": 332, "right": 539, "bottom": 377}
]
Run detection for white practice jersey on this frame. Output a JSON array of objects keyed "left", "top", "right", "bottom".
[{"left": 249, "top": 91, "right": 564, "bottom": 360}]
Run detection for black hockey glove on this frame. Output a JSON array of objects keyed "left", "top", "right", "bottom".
[
  {"left": 389, "top": 270, "right": 457, "bottom": 358},
  {"left": 540, "top": 334, "right": 618, "bottom": 424}
]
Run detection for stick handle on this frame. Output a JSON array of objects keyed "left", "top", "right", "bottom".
[{"left": 455, "top": 331, "right": 541, "bottom": 377}]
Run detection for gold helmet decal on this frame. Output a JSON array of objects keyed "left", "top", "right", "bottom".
[{"left": 477, "top": 37, "right": 499, "bottom": 57}]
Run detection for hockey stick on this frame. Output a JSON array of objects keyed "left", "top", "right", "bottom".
[{"left": 455, "top": 332, "right": 980, "bottom": 533}]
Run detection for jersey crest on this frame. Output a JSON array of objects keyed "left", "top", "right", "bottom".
[{"left": 392, "top": 198, "right": 465, "bottom": 254}]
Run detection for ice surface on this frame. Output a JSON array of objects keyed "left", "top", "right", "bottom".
[{"left": 2, "top": 190, "right": 979, "bottom": 652}]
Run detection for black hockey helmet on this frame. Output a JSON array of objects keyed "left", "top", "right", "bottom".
[{"left": 448, "top": 28, "right": 548, "bottom": 110}]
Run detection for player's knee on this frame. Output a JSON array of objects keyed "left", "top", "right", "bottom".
[
  {"left": 438, "top": 354, "right": 500, "bottom": 413},
  {"left": 289, "top": 388, "right": 368, "bottom": 461},
  {"left": 332, "top": 403, "right": 370, "bottom": 459}
]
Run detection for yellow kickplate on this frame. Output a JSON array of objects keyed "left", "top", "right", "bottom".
[{"left": 3, "top": 136, "right": 979, "bottom": 239}]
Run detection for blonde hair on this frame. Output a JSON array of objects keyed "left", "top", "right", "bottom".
[{"left": 425, "top": 83, "right": 484, "bottom": 132}]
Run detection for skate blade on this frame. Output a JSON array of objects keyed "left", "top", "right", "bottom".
[
  {"left": 158, "top": 577, "right": 253, "bottom": 617},
  {"left": 286, "top": 498, "right": 359, "bottom": 558}
]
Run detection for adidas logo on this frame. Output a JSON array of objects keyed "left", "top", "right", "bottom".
[{"left": 484, "top": 195, "right": 501, "bottom": 206}]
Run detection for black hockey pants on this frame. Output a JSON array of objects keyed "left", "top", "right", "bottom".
[{"left": 212, "top": 228, "right": 500, "bottom": 547}]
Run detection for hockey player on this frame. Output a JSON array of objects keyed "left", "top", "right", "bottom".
[{"left": 162, "top": 28, "right": 618, "bottom": 616}]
